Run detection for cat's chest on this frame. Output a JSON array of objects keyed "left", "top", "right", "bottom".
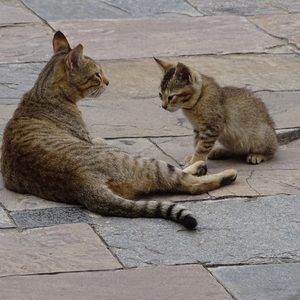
[{"left": 181, "top": 109, "right": 202, "bottom": 130}]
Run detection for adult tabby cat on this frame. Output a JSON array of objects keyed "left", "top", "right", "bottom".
[
  {"left": 1, "top": 32, "right": 237, "bottom": 229},
  {"left": 155, "top": 58, "right": 278, "bottom": 166}
]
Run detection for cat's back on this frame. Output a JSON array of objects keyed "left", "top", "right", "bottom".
[{"left": 221, "top": 86, "right": 275, "bottom": 127}]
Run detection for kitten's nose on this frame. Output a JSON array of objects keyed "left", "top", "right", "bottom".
[
  {"left": 103, "top": 77, "right": 109, "bottom": 86},
  {"left": 162, "top": 104, "right": 168, "bottom": 110}
]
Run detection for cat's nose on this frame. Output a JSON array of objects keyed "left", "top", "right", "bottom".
[
  {"left": 162, "top": 104, "right": 168, "bottom": 110},
  {"left": 105, "top": 80, "right": 109, "bottom": 86}
]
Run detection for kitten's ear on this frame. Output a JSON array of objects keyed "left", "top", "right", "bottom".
[
  {"left": 66, "top": 44, "right": 83, "bottom": 71},
  {"left": 53, "top": 31, "right": 72, "bottom": 54},
  {"left": 175, "top": 62, "right": 191, "bottom": 84},
  {"left": 154, "top": 57, "right": 174, "bottom": 73}
]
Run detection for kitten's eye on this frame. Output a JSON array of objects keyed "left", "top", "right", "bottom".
[
  {"left": 159, "top": 93, "right": 162, "bottom": 99},
  {"left": 168, "top": 95, "right": 175, "bottom": 102},
  {"left": 95, "top": 72, "right": 101, "bottom": 79}
]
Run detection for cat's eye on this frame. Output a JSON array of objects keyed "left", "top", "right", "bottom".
[
  {"left": 159, "top": 93, "right": 162, "bottom": 99},
  {"left": 168, "top": 95, "right": 175, "bottom": 102},
  {"left": 95, "top": 72, "right": 101, "bottom": 79}
]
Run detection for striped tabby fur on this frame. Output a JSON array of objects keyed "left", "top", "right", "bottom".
[
  {"left": 155, "top": 58, "right": 278, "bottom": 166},
  {"left": 1, "top": 32, "right": 237, "bottom": 229}
]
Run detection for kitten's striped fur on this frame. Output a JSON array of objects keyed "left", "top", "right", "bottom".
[
  {"left": 155, "top": 58, "right": 278, "bottom": 166},
  {"left": 1, "top": 32, "right": 237, "bottom": 229}
]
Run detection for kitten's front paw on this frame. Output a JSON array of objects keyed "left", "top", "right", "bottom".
[
  {"left": 209, "top": 148, "right": 235, "bottom": 160},
  {"left": 92, "top": 137, "right": 107, "bottom": 145}
]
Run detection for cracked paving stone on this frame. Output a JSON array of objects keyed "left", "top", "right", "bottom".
[
  {"left": 11, "top": 207, "right": 90, "bottom": 229},
  {"left": 0, "top": 206, "right": 15, "bottom": 228},
  {"left": 0, "top": 265, "right": 233, "bottom": 300},
  {"left": 0, "top": 223, "right": 122, "bottom": 277},
  {"left": 21, "top": 0, "right": 132, "bottom": 21},
  {"left": 89, "top": 194, "right": 300, "bottom": 268},
  {"left": 102, "top": 0, "right": 202, "bottom": 18},
  {"left": 188, "top": 0, "right": 300, "bottom": 16}
]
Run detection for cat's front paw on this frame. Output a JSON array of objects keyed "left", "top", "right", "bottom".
[{"left": 92, "top": 137, "right": 107, "bottom": 145}]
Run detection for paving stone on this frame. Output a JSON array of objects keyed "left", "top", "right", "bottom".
[
  {"left": 0, "top": 265, "right": 233, "bottom": 300},
  {"left": 250, "top": 13, "right": 300, "bottom": 49},
  {"left": 0, "top": 206, "right": 15, "bottom": 228},
  {"left": 0, "top": 185, "right": 72, "bottom": 211},
  {"left": 1, "top": 55, "right": 300, "bottom": 140},
  {"left": 151, "top": 137, "right": 300, "bottom": 198},
  {"left": 107, "top": 138, "right": 179, "bottom": 166},
  {"left": 0, "top": 24, "right": 53, "bottom": 63},
  {"left": 91, "top": 194, "right": 300, "bottom": 268},
  {"left": 22, "top": 0, "right": 132, "bottom": 21},
  {"left": 102, "top": 0, "right": 202, "bottom": 18},
  {"left": 79, "top": 99, "right": 192, "bottom": 138},
  {"left": 188, "top": 0, "right": 300, "bottom": 16},
  {"left": 210, "top": 263, "right": 300, "bottom": 300},
  {"left": 0, "top": 223, "right": 121, "bottom": 277},
  {"left": 49, "top": 16, "right": 285, "bottom": 60},
  {"left": 0, "top": 0, "right": 41, "bottom": 24},
  {"left": 0, "top": 63, "right": 44, "bottom": 99},
  {"left": 2, "top": 54, "right": 299, "bottom": 104},
  {"left": 11, "top": 207, "right": 90, "bottom": 229}
]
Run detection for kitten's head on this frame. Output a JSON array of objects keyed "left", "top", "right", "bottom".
[
  {"left": 154, "top": 58, "right": 202, "bottom": 112},
  {"left": 51, "top": 31, "right": 109, "bottom": 102}
]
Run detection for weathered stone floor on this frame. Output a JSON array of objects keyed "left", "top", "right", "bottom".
[{"left": 0, "top": 1, "right": 300, "bottom": 299}]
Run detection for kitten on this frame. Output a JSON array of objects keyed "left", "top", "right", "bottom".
[
  {"left": 1, "top": 32, "right": 237, "bottom": 230},
  {"left": 155, "top": 58, "right": 278, "bottom": 166}
]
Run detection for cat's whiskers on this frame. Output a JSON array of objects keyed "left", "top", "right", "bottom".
[{"left": 87, "top": 87, "right": 105, "bottom": 99}]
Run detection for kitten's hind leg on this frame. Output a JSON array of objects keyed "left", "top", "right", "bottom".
[
  {"left": 208, "top": 147, "right": 235, "bottom": 160},
  {"left": 246, "top": 153, "right": 273, "bottom": 164},
  {"left": 183, "top": 161, "right": 207, "bottom": 177}
]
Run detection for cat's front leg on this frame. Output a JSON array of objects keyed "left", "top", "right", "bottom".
[{"left": 185, "top": 130, "right": 218, "bottom": 167}]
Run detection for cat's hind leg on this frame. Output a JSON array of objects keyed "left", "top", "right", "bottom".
[
  {"left": 179, "top": 169, "right": 238, "bottom": 195},
  {"left": 183, "top": 160, "right": 207, "bottom": 176}
]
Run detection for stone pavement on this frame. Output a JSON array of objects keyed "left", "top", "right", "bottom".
[{"left": 0, "top": 0, "right": 300, "bottom": 299}]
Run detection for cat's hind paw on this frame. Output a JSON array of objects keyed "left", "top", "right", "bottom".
[
  {"left": 183, "top": 161, "right": 207, "bottom": 177},
  {"left": 220, "top": 169, "right": 238, "bottom": 186}
]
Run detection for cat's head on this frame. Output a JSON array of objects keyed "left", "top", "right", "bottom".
[
  {"left": 51, "top": 31, "right": 109, "bottom": 102},
  {"left": 154, "top": 58, "right": 202, "bottom": 112}
]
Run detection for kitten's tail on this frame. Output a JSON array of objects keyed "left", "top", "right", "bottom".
[
  {"left": 83, "top": 190, "right": 198, "bottom": 229},
  {"left": 276, "top": 128, "right": 300, "bottom": 145}
]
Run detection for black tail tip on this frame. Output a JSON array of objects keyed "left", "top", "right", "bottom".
[{"left": 181, "top": 215, "right": 198, "bottom": 229}]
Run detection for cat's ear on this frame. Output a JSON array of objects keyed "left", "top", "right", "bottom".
[
  {"left": 154, "top": 57, "right": 174, "bottom": 73},
  {"left": 66, "top": 44, "right": 83, "bottom": 71},
  {"left": 53, "top": 31, "right": 72, "bottom": 54},
  {"left": 175, "top": 62, "right": 191, "bottom": 84}
]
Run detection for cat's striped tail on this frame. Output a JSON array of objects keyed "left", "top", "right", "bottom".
[{"left": 82, "top": 190, "right": 198, "bottom": 229}]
